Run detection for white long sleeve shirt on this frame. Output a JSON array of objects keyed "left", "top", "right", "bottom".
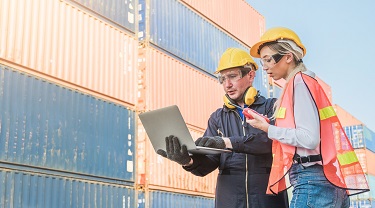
[{"left": 268, "top": 73, "right": 321, "bottom": 166}]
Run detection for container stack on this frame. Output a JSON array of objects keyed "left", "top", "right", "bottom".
[
  {"left": 137, "top": 0, "right": 268, "bottom": 207},
  {"left": 0, "top": 0, "right": 138, "bottom": 207},
  {"left": 345, "top": 125, "right": 375, "bottom": 208},
  {"left": 335, "top": 105, "right": 375, "bottom": 208},
  {"left": 0, "top": 0, "right": 269, "bottom": 207}
]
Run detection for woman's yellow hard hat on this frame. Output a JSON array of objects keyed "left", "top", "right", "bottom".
[{"left": 250, "top": 27, "right": 306, "bottom": 58}]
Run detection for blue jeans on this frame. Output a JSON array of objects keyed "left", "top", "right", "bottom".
[{"left": 289, "top": 163, "right": 349, "bottom": 208}]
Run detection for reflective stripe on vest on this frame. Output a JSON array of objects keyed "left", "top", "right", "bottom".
[
  {"left": 337, "top": 151, "right": 359, "bottom": 166},
  {"left": 319, "top": 106, "right": 336, "bottom": 120}
]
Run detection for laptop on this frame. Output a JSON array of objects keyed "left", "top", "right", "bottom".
[{"left": 139, "top": 105, "right": 232, "bottom": 155}]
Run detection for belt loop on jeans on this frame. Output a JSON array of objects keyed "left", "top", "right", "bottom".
[{"left": 293, "top": 154, "right": 322, "bottom": 164}]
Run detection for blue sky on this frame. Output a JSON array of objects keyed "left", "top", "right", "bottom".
[{"left": 247, "top": 0, "right": 375, "bottom": 131}]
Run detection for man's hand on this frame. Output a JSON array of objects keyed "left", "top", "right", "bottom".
[
  {"left": 195, "top": 136, "right": 226, "bottom": 149},
  {"left": 156, "top": 135, "right": 192, "bottom": 166}
]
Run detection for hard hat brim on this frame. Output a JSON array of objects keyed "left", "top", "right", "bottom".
[
  {"left": 250, "top": 40, "right": 306, "bottom": 58},
  {"left": 250, "top": 40, "right": 268, "bottom": 58}
]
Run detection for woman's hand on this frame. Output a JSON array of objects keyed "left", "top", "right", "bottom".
[{"left": 244, "top": 109, "right": 271, "bottom": 133}]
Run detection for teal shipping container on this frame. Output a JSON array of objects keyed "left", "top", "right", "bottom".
[
  {"left": 139, "top": 190, "right": 215, "bottom": 208},
  {"left": 344, "top": 125, "right": 375, "bottom": 153},
  {"left": 0, "top": 64, "right": 135, "bottom": 183},
  {"left": 350, "top": 199, "right": 374, "bottom": 208},
  {"left": 68, "top": 0, "right": 136, "bottom": 33},
  {"left": 143, "top": 0, "right": 249, "bottom": 74},
  {"left": 0, "top": 169, "right": 136, "bottom": 207}
]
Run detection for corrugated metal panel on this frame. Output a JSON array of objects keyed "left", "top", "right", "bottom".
[
  {"left": 355, "top": 149, "right": 375, "bottom": 176},
  {"left": 356, "top": 149, "right": 369, "bottom": 174},
  {"left": 345, "top": 125, "right": 366, "bottom": 149},
  {"left": 0, "top": 169, "right": 136, "bottom": 208},
  {"left": 148, "top": 0, "right": 250, "bottom": 74},
  {"left": 350, "top": 199, "right": 374, "bottom": 208},
  {"left": 344, "top": 125, "right": 375, "bottom": 153},
  {"left": 270, "top": 82, "right": 282, "bottom": 99},
  {"left": 356, "top": 174, "right": 375, "bottom": 200},
  {"left": 180, "top": 0, "right": 265, "bottom": 47},
  {"left": 253, "top": 68, "right": 270, "bottom": 98},
  {"left": 148, "top": 190, "right": 214, "bottom": 208},
  {"left": 144, "top": 47, "right": 223, "bottom": 129},
  {"left": 363, "top": 126, "right": 375, "bottom": 153},
  {"left": 335, "top": 105, "right": 363, "bottom": 127},
  {"left": 137, "top": 121, "right": 217, "bottom": 195},
  {"left": 0, "top": 0, "right": 138, "bottom": 105},
  {"left": 68, "top": 0, "right": 136, "bottom": 32},
  {"left": 271, "top": 79, "right": 285, "bottom": 98},
  {"left": 137, "top": 190, "right": 146, "bottom": 208},
  {"left": 0, "top": 65, "right": 135, "bottom": 181}
]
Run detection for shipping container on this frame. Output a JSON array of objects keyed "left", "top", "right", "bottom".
[
  {"left": 180, "top": 0, "right": 265, "bottom": 47},
  {"left": 335, "top": 105, "right": 363, "bottom": 127},
  {"left": 363, "top": 126, "right": 375, "bottom": 152},
  {"left": 345, "top": 125, "right": 375, "bottom": 153},
  {"left": 137, "top": 120, "right": 217, "bottom": 195},
  {"left": 355, "top": 149, "right": 375, "bottom": 175},
  {"left": 345, "top": 125, "right": 364, "bottom": 149},
  {"left": 146, "top": 190, "right": 215, "bottom": 208},
  {"left": 354, "top": 173, "right": 375, "bottom": 200},
  {"left": 142, "top": 47, "right": 224, "bottom": 129},
  {"left": 145, "top": 0, "right": 251, "bottom": 74},
  {"left": 350, "top": 199, "right": 374, "bottom": 208},
  {"left": 141, "top": 47, "right": 269, "bottom": 130},
  {"left": 0, "top": 0, "right": 138, "bottom": 106},
  {"left": 253, "top": 67, "right": 270, "bottom": 99},
  {"left": 68, "top": 0, "right": 136, "bottom": 32},
  {"left": 0, "top": 64, "right": 135, "bottom": 182},
  {"left": 270, "top": 79, "right": 285, "bottom": 98},
  {"left": 0, "top": 168, "right": 137, "bottom": 208}
]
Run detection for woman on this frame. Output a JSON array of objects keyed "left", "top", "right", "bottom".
[{"left": 245, "top": 27, "right": 369, "bottom": 208}]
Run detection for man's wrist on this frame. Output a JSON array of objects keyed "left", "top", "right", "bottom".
[
  {"left": 182, "top": 158, "right": 193, "bottom": 167},
  {"left": 223, "top": 137, "right": 232, "bottom": 149}
]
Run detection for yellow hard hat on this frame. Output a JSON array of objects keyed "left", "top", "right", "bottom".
[
  {"left": 250, "top": 27, "right": 306, "bottom": 58},
  {"left": 215, "top": 48, "right": 258, "bottom": 73}
]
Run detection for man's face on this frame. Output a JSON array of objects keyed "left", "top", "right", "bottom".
[{"left": 219, "top": 68, "right": 255, "bottom": 105}]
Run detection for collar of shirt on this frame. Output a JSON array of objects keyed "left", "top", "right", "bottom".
[{"left": 236, "top": 105, "right": 248, "bottom": 120}]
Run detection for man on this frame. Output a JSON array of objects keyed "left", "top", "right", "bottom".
[{"left": 157, "top": 48, "right": 289, "bottom": 208}]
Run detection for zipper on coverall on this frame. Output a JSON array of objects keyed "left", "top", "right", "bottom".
[
  {"left": 242, "top": 119, "right": 249, "bottom": 208},
  {"left": 234, "top": 110, "right": 249, "bottom": 208}
]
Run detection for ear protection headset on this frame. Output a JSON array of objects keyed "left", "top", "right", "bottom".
[{"left": 223, "top": 87, "right": 258, "bottom": 109}]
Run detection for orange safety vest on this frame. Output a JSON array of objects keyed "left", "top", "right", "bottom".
[{"left": 267, "top": 72, "right": 369, "bottom": 196}]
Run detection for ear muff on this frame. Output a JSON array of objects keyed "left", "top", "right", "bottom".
[
  {"left": 243, "top": 87, "right": 258, "bottom": 106},
  {"left": 223, "top": 94, "right": 236, "bottom": 109},
  {"left": 223, "top": 87, "right": 258, "bottom": 109}
]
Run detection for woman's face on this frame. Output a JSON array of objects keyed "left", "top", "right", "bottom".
[{"left": 259, "top": 46, "right": 290, "bottom": 80}]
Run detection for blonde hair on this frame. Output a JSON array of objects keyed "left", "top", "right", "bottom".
[{"left": 265, "top": 41, "right": 308, "bottom": 119}]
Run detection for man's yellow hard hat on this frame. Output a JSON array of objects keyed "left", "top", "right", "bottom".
[
  {"left": 215, "top": 48, "right": 258, "bottom": 74},
  {"left": 250, "top": 27, "right": 306, "bottom": 58}
]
